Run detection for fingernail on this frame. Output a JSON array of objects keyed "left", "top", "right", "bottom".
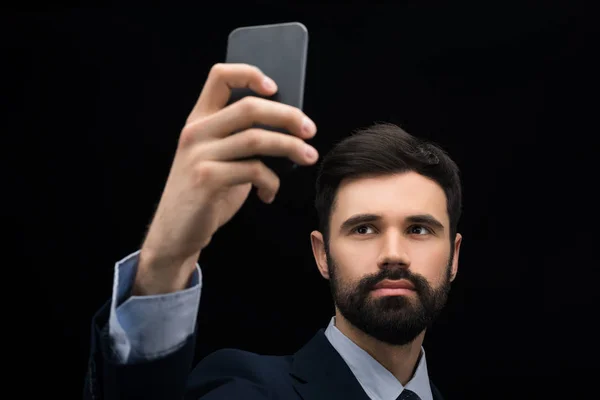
[
  {"left": 262, "top": 76, "right": 277, "bottom": 91},
  {"left": 302, "top": 117, "right": 317, "bottom": 136},
  {"left": 305, "top": 145, "right": 318, "bottom": 160}
]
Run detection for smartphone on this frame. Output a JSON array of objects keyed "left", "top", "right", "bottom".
[{"left": 225, "top": 22, "right": 309, "bottom": 176}]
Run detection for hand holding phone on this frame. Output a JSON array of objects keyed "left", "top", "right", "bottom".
[{"left": 136, "top": 62, "right": 318, "bottom": 295}]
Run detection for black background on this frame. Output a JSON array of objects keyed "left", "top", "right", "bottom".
[{"left": 6, "top": 3, "right": 598, "bottom": 399}]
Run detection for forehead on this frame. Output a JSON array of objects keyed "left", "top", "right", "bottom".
[{"left": 331, "top": 172, "right": 449, "bottom": 227}]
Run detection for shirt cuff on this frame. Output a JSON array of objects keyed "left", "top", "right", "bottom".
[{"left": 107, "top": 250, "right": 202, "bottom": 363}]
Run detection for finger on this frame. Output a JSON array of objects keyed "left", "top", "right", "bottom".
[
  {"left": 189, "top": 63, "right": 278, "bottom": 119},
  {"left": 201, "top": 128, "right": 319, "bottom": 165},
  {"left": 199, "top": 96, "right": 317, "bottom": 140},
  {"left": 198, "top": 160, "right": 280, "bottom": 203}
]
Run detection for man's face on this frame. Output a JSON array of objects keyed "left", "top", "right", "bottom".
[{"left": 312, "top": 172, "right": 461, "bottom": 346}]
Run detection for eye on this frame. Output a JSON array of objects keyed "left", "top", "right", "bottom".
[
  {"left": 353, "top": 225, "right": 375, "bottom": 235},
  {"left": 408, "top": 225, "right": 432, "bottom": 235}
]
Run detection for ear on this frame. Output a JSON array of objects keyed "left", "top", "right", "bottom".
[
  {"left": 450, "top": 233, "right": 462, "bottom": 282},
  {"left": 310, "top": 230, "right": 330, "bottom": 280}
]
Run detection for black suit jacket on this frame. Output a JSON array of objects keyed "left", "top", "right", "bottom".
[{"left": 84, "top": 300, "right": 444, "bottom": 400}]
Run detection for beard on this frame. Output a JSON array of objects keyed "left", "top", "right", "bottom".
[{"left": 327, "top": 250, "right": 453, "bottom": 346}]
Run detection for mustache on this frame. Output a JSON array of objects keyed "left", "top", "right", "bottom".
[{"left": 358, "top": 268, "right": 430, "bottom": 295}]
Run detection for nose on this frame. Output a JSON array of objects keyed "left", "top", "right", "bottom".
[{"left": 376, "top": 231, "right": 411, "bottom": 270}]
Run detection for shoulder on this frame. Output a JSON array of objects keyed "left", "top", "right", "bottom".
[
  {"left": 196, "top": 348, "right": 291, "bottom": 377},
  {"left": 187, "top": 348, "right": 293, "bottom": 396}
]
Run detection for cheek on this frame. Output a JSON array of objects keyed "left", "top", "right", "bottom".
[
  {"left": 332, "top": 242, "right": 374, "bottom": 281},
  {"left": 412, "top": 243, "right": 450, "bottom": 283}
]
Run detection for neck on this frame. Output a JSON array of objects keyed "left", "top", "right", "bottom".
[{"left": 334, "top": 310, "right": 425, "bottom": 386}]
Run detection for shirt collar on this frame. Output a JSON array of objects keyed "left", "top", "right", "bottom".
[{"left": 324, "top": 316, "right": 434, "bottom": 400}]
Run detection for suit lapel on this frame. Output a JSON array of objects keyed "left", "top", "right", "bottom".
[
  {"left": 430, "top": 381, "right": 444, "bottom": 400},
  {"left": 290, "top": 329, "right": 371, "bottom": 400}
]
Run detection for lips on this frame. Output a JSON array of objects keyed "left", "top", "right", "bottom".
[{"left": 372, "top": 279, "right": 416, "bottom": 291}]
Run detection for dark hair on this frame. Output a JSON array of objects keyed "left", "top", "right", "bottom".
[{"left": 314, "top": 123, "right": 462, "bottom": 250}]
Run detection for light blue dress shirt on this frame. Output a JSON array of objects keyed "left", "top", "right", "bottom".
[{"left": 108, "top": 251, "right": 433, "bottom": 400}]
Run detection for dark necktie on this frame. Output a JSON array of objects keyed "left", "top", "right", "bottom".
[{"left": 397, "top": 389, "right": 422, "bottom": 400}]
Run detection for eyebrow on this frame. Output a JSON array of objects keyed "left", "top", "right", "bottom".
[{"left": 339, "top": 213, "right": 445, "bottom": 233}]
